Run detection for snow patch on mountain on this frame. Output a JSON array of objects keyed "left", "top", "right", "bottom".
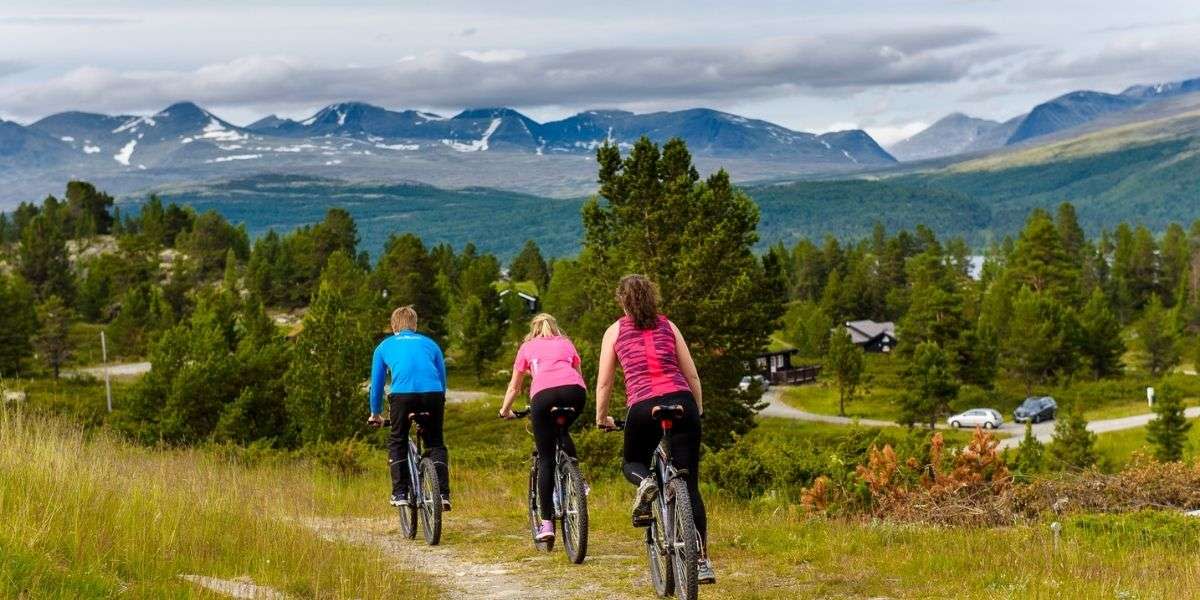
[
  {"left": 113, "top": 140, "right": 137, "bottom": 165},
  {"left": 375, "top": 143, "right": 420, "bottom": 151},
  {"left": 200, "top": 119, "right": 248, "bottom": 142},
  {"left": 83, "top": 145, "right": 100, "bottom": 154},
  {"left": 442, "top": 118, "right": 501, "bottom": 152},
  {"left": 206, "top": 154, "right": 261, "bottom": 163},
  {"left": 112, "top": 116, "right": 157, "bottom": 134}
]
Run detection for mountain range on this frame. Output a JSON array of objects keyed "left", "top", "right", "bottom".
[
  {"left": 0, "top": 101, "right": 895, "bottom": 205},
  {"left": 888, "top": 75, "right": 1200, "bottom": 161}
]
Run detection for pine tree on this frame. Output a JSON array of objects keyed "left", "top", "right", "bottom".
[
  {"left": 285, "top": 252, "right": 376, "bottom": 444},
  {"left": 1002, "top": 287, "right": 1073, "bottom": 395},
  {"left": 580, "top": 137, "right": 782, "bottom": 448},
  {"left": 1135, "top": 295, "right": 1180, "bottom": 376},
  {"left": 1009, "top": 208, "right": 1079, "bottom": 303},
  {"left": 1011, "top": 422, "right": 1045, "bottom": 479},
  {"left": 827, "top": 328, "right": 866, "bottom": 416},
  {"left": 19, "top": 208, "right": 75, "bottom": 302},
  {"left": 1078, "top": 287, "right": 1125, "bottom": 378},
  {"left": 374, "top": 233, "right": 449, "bottom": 344},
  {"left": 1055, "top": 202, "right": 1086, "bottom": 267},
  {"left": 782, "top": 301, "right": 831, "bottom": 358},
  {"left": 1047, "top": 405, "right": 1097, "bottom": 470},
  {"left": 898, "top": 341, "right": 959, "bottom": 429},
  {"left": 0, "top": 275, "right": 38, "bottom": 376},
  {"left": 1146, "top": 383, "right": 1191, "bottom": 462},
  {"left": 508, "top": 240, "right": 550, "bottom": 293},
  {"left": 32, "top": 295, "right": 74, "bottom": 378},
  {"left": 455, "top": 295, "right": 502, "bottom": 380}
]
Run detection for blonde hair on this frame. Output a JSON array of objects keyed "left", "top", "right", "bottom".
[
  {"left": 390, "top": 305, "right": 418, "bottom": 333},
  {"left": 524, "top": 313, "right": 564, "bottom": 342},
  {"left": 616, "top": 274, "right": 660, "bottom": 330}
]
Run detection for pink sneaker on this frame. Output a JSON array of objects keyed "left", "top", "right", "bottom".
[{"left": 535, "top": 520, "right": 555, "bottom": 542}]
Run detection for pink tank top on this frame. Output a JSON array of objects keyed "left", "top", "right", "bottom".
[{"left": 614, "top": 315, "right": 690, "bottom": 406}]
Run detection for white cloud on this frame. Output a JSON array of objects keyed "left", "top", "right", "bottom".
[{"left": 866, "top": 122, "right": 931, "bottom": 146}]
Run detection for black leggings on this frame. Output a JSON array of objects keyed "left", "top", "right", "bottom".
[
  {"left": 388, "top": 392, "right": 449, "bottom": 499},
  {"left": 531, "top": 385, "right": 587, "bottom": 520},
  {"left": 623, "top": 392, "right": 706, "bottom": 544}
]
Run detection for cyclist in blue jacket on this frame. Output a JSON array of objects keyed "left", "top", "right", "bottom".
[{"left": 369, "top": 306, "right": 451, "bottom": 510}]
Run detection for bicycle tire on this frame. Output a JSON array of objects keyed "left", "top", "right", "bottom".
[
  {"left": 419, "top": 458, "right": 443, "bottom": 545},
  {"left": 647, "top": 494, "right": 674, "bottom": 597},
  {"left": 529, "top": 460, "right": 553, "bottom": 552},
  {"left": 399, "top": 492, "right": 417, "bottom": 540},
  {"left": 668, "top": 479, "right": 699, "bottom": 600},
  {"left": 560, "top": 457, "right": 588, "bottom": 564}
]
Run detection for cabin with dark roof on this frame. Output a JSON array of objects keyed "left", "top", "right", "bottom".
[
  {"left": 842, "top": 319, "right": 897, "bottom": 353},
  {"left": 755, "top": 349, "right": 821, "bottom": 384}
]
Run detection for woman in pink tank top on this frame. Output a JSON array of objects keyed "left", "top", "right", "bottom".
[{"left": 593, "top": 275, "right": 714, "bottom": 583}]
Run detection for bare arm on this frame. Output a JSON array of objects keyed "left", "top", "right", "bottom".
[
  {"left": 499, "top": 369, "right": 527, "bottom": 418},
  {"left": 594, "top": 322, "right": 620, "bottom": 428},
  {"left": 670, "top": 321, "right": 703, "bottom": 415}
]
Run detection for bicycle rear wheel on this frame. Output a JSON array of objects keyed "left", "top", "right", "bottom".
[
  {"left": 560, "top": 457, "right": 588, "bottom": 564},
  {"left": 528, "top": 461, "right": 553, "bottom": 552},
  {"left": 668, "top": 479, "right": 699, "bottom": 600},
  {"left": 647, "top": 494, "right": 674, "bottom": 597},
  {"left": 419, "top": 458, "right": 443, "bottom": 545}
]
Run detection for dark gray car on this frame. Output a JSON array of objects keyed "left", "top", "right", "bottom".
[{"left": 1014, "top": 396, "right": 1057, "bottom": 423}]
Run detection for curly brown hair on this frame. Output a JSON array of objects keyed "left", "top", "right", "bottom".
[{"left": 616, "top": 274, "right": 660, "bottom": 330}]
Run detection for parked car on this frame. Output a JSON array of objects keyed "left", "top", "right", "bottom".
[
  {"left": 1013, "top": 396, "right": 1057, "bottom": 423},
  {"left": 947, "top": 409, "right": 1003, "bottom": 429},
  {"left": 738, "top": 375, "right": 770, "bottom": 393}
]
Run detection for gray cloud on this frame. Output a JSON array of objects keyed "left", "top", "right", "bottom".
[
  {"left": 0, "top": 15, "right": 136, "bottom": 27},
  {"left": 0, "top": 26, "right": 1004, "bottom": 120},
  {"left": 0, "top": 60, "right": 30, "bottom": 79},
  {"left": 1018, "top": 40, "right": 1200, "bottom": 88}
]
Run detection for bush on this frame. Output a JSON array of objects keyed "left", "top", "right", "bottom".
[
  {"left": 574, "top": 427, "right": 624, "bottom": 478},
  {"left": 302, "top": 439, "right": 373, "bottom": 477}
]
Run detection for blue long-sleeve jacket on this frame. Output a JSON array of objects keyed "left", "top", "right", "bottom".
[{"left": 369, "top": 330, "right": 447, "bottom": 414}]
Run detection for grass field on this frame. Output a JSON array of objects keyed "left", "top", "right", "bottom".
[
  {"left": 8, "top": 388, "right": 1200, "bottom": 598},
  {"left": 1095, "top": 422, "right": 1200, "bottom": 470},
  {"left": 0, "top": 409, "right": 436, "bottom": 598}
]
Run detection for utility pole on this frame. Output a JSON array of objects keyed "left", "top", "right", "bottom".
[{"left": 102, "top": 330, "right": 112, "bottom": 413}]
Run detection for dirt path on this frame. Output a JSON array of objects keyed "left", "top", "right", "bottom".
[
  {"left": 178, "top": 574, "right": 285, "bottom": 599},
  {"left": 301, "top": 516, "right": 560, "bottom": 600}
]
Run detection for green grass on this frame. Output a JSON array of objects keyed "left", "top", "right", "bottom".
[
  {"left": 780, "top": 382, "right": 903, "bottom": 422},
  {"left": 11, "top": 376, "right": 1200, "bottom": 597},
  {"left": 0, "top": 408, "right": 437, "bottom": 598},
  {"left": 1095, "top": 420, "right": 1200, "bottom": 470}
]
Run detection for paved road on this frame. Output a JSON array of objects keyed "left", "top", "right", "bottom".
[
  {"left": 67, "top": 361, "right": 152, "bottom": 379},
  {"left": 761, "top": 389, "right": 1200, "bottom": 450}
]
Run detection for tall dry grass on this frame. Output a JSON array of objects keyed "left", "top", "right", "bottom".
[{"left": 0, "top": 407, "right": 436, "bottom": 598}]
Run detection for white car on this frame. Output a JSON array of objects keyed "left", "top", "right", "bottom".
[
  {"left": 947, "top": 408, "right": 1003, "bottom": 429},
  {"left": 738, "top": 375, "right": 770, "bottom": 393}
]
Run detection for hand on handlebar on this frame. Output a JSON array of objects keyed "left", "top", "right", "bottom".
[
  {"left": 367, "top": 414, "right": 385, "bottom": 428},
  {"left": 597, "top": 416, "right": 617, "bottom": 431},
  {"left": 499, "top": 407, "right": 517, "bottom": 420}
]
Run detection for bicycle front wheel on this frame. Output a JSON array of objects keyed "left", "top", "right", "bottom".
[
  {"left": 419, "top": 458, "right": 443, "bottom": 546},
  {"left": 668, "top": 479, "right": 699, "bottom": 600},
  {"left": 560, "top": 457, "right": 588, "bottom": 564}
]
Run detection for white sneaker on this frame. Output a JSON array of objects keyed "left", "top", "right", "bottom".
[{"left": 631, "top": 477, "right": 658, "bottom": 526}]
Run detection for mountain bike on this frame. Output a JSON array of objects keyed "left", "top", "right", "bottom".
[
  {"left": 510, "top": 406, "right": 589, "bottom": 563},
  {"left": 606, "top": 405, "right": 702, "bottom": 600},
  {"left": 372, "top": 413, "right": 442, "bottom": 545}
]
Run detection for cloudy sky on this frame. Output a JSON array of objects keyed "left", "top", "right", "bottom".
[{"left": 1, "top": 0, "right": 1198, "bottom": 145}]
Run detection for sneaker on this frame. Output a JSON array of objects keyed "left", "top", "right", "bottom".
[
  {"left": 631, "top": 477, "right": 659, "bottom": 527},
  {"left": 390, "top": 494, "right": 409, "bottom": 508},
  {"left": 535, "top": 520, "right": 555, "bottom": 542},
  {"left": 441, "top": 496, "right": 452, "bottom": 512},
  {"left": 698, "top": 558, "right": 717, "bottom": 584}
]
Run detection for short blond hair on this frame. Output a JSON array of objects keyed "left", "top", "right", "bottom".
[
  {"left": 524, "top": 313, "right": 564, "bottom": 342},
  {"left": 390, "top": 306, "right": 418, "bottom": 332}
]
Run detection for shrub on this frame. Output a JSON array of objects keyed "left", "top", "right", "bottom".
[{"left": 302, "top": 438, "right": 373, "bottom": 477}]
